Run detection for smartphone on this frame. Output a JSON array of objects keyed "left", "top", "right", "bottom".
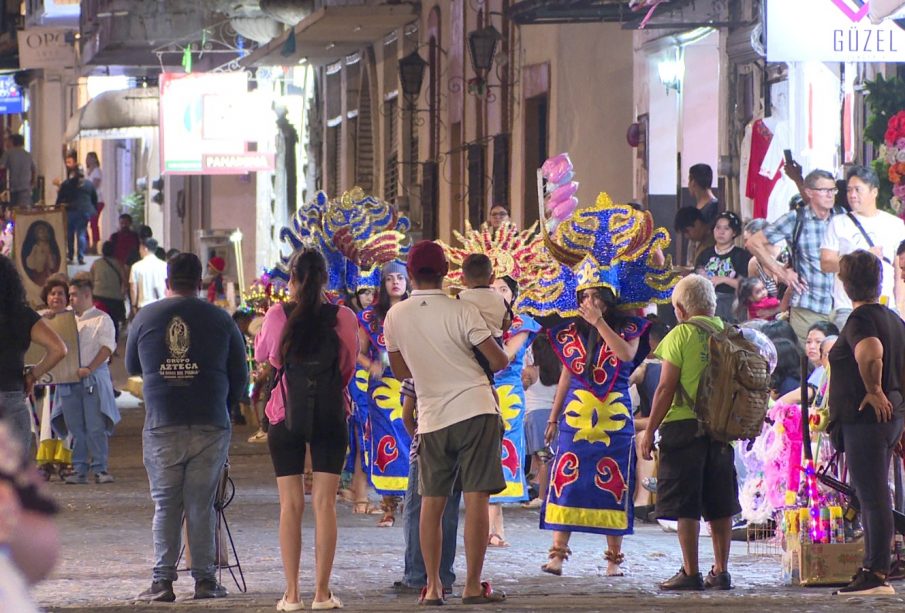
[{"left": 783, "top": 149, "right": 795, "bottom": 166}]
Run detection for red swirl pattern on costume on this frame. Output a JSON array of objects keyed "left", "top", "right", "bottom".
[
  {"left": 374, "top": 435, "right": 398, "bottom": 472},
  {"left": 357, "top": 307, "right": 386, "bottom": 351},
  {"left": 555, "top": 324, "right": 588, "bottom": 374},
  {"left": 501, "top": 438, "right": 519, "bottom": 478},
  {"left": 551, "top": 451, "right": 580, "bottom": 498},
  {"left": 594, "top": 456, "right": 627, "bottom": 504}
]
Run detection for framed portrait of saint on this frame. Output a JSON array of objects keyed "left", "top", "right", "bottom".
[
  {"left": 13, "top": 207, "right": 66, "bottom": 307},
  {"left": 24, "top": 310, "right": 81, "bottom": 385}
]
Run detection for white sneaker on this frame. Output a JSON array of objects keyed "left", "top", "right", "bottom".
[{"left": 247, "top": 429, "right": 267, "bottom": 443}]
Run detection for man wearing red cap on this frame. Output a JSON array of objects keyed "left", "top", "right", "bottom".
[{"left": 384, "top": 241, "right": 509, "bottom": 606}]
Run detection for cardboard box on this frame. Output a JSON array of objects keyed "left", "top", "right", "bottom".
[{"left": 782, "top": 539, "right": 864, "bottom": 586}]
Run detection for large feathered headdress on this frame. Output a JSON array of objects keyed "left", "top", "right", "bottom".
[
  {"left": 437, "top": 221, "right": 545, "bottom": 291},
  {"left": 518, "top": 155, "right": 678, "bottom": 318},
  {"left": 268, "top": 187, "right": 411, "bottom": 296}
]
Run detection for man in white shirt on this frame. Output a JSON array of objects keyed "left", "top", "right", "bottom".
[
  {"left": 820, "top": 165, "right": 905, "bottom": 329},
  {"left": 54, "top": 274, "right": 120, "bottom": 484},
  {"left": 384, "top": 241, "right": 509, "bottom": 606},
  {"left": 129, "top": 238, "right": 168, "bottom": 315}
]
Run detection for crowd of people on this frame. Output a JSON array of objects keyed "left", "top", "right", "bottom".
[{"left": 0, "top": 152, "right": 904, "bottom": 611}]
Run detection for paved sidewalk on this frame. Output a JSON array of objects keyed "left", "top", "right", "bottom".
[{"left": 33, "top": 403, "right": 905, "bottom": 612}]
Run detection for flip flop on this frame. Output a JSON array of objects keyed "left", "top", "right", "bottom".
[
  {"left": 487, "top": 533, "right": 509, "bottom": 548},
  {"left": 462, "top": 581, "right": 506, "bottom": 605},
  {"left": 418, "top": 587, "right": 445, "bottom": 606}
]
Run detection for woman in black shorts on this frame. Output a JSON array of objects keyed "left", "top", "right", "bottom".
[{"left": 255, "top": 249, "right": 359, "bottom": 611}]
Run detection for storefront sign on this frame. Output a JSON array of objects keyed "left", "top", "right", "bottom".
[
  {"left": 767, "top": 0, "right": 904, "bottom": 62},
  {"left": 159, "top": 72, "right": 275, "bottom": 175},
  {"left": 0, "top": 76, "right": 23, "bottom": 115},
  {"left": 17, "top": 28, "right": 76, "bottom": 69}
]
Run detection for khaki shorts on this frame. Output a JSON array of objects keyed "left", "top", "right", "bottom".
[
  {"left": 789, "top": 307, "right": 831, "bottom": 347},
  {"left": 418, "top": 413, "right": 505, "bottom": 497}
]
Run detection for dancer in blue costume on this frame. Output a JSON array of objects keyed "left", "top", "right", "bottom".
[
  {"left": 438, "top": 219, "right": 547, "bottom": 548},
  {"left": 520, "top": 190, "right": 677, "bottom": 578},
  {"left": 487, "top": 276, "right": 540, "bottom": 546},
  {"left": 345, "top": 287, "right": 379, "bottom": 515},
  {"left": 357, "top": 261, "right": 411, "bottom": 527}
]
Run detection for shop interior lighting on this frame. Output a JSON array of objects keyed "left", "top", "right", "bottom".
[{"left": 657, "top": 52, "right": 683, "bottom": 94}]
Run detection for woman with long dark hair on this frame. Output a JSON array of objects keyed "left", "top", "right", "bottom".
[
  {"left": 357, "top": 262, "right": 411, "bottom": 527},
  {"left": 0, "top": 255, "right": 66, "bottom": 457},
  {"left": 487, "top": 275, "right": 541, "bottom": 546},
  {"left": 541, "top": 286, "right": 649, "bottom": 577},
  {"left": 255, "top": 249, "right": 358, "bottom": 610}
]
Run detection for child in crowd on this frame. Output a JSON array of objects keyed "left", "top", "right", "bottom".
[
  {"left": 738, "top": 277, "right": 781, "bottom": 321},
  {"left": 457, "top": 254, "right": 511, "bottom": 383},
  {"left": 695, "top": 211, "right": 751, "bottom": 323},
  {"left": 630, "top": 321, "right": 669, "bottom": 505}
]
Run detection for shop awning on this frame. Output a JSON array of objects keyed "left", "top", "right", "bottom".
[
  {"left": 239, "top": 4, "right": 417, "bottom": 67},
  {"left": 64, "top": 87, "right": 159, "bottom": 141}
]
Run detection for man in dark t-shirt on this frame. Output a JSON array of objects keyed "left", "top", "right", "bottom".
[
  {"left": 689, "top": 163, "right": 719, "bottom": 226},
  {"left": 127, "top": 253, "right": 247, "bottom": 603}
]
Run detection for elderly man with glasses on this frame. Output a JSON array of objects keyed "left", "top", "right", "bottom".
[
  {"left": 746, "top": 168, "right": 840, "bottom": 345},
  {"left": 820, "top": 165, "right": 905, "bottom": 330}
]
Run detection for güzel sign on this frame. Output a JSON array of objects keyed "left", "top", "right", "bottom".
[
  {"left": 767, "top": 0, "right": 904, "bottom": 62},
  {"left": 17, "top": 28, "right": 76, "bottom": 69}
]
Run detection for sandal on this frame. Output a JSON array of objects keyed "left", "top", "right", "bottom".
[
  {"left": 418, "top": 586, "right": 444, "bottom": 606},
  {"left": 604, "top": 550, "right": 626, "bottom": 577},
  {"left": 461, "top": 581, "right": 506, "bottom": 605},
  {"left": 353, "top": 501, "right": 382, "bottom": 515},
  {"left": 377, "top": 497, "right": 398, "bottom": 527},
  {"left": 541, "top": 546, "right": 571, "bottom": 576},
  {"left": 487, "top": 533, "right": 509, "bottom": 548},
  {"left": 311, "top": 592, "right": 343, "bottom": 610}
]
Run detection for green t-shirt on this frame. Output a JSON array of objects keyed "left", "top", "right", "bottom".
[{"left": 653, "top": 315, "right": 724, "bottom": 424}]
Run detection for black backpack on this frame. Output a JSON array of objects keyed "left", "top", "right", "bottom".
[{"left": 277, "top": 303, "right": 346, "bottom": 441}]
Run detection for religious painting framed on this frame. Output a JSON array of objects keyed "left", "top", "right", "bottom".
[{"left": 12, "top": 206, "right": 66, "bottom": 307}]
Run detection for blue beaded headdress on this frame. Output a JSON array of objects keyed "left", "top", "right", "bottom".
[
  {"left": 268, "top": 187, "right": 411, "bottom": 298},
  {"left": 518, "top": 193, "right": 678, "bottom": 317}
]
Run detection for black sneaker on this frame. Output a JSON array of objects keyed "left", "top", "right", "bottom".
[
  {"left": 659, "top": 567, "right": 704, "bottom": 591},
  {"left": 703, "top": 567, "right": 732, "bottom": 590},
  {"left": 137, "top": 579, "right": 175, "bottom": 602},
  {"left": 194, "top": 579, "right": 228, "bottom": 599},
  {"left": 834, "top": 568, "right": 895, "bottom": 596}
]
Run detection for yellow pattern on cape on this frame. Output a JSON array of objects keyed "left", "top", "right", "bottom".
[
  {"left": 355, "top": 367, "right": 369, "bottom": 393},
  {"left": 496, "top": 384, "right": 521, "bottom": 431},
  {"left": 373, "top": 377, "right": 404, "bottom": 421},
  {"left": 564, "top": 390, "right": 630, "bottom": 446}
]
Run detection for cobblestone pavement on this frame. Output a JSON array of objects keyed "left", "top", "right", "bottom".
[{"left": 33, "top": 397, "right": 905, "bottom": 612}]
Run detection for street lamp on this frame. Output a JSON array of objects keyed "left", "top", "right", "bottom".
[
  {"left": 398, "top": 50, "right": 427, "bottom": 101},
  {"left": 467, "top": 25, "right": 501, "bottom": 74}
]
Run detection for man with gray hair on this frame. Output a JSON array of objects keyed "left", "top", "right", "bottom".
[
  {"left": 820, "top": 165, "right": 905, "bottom": 329},
  {"left": 640, "top": 274, "right": 740, "bottom": 591},
  {"left": 746, "top": 168, "right": 839, "bottom": 345}
]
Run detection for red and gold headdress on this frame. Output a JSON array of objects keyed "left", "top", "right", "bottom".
[{"left": 437, "top": 221, "right": 545, "bottom": 291}]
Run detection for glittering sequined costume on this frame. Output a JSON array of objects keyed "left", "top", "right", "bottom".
[
  {"left": 439, "top": 221, "right": 546, "bottom": 503},
  {"left": 520, "top": 193, "right": 678, "bottom": 535}
]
